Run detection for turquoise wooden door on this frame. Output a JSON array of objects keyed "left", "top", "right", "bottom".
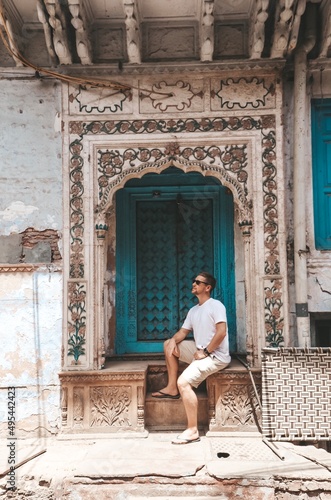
[
  {"left": 312, "top": 100, "right": 331, "bottom": 249},
  {"left": 116, "top": 173, "right": 236, "bottom": 354}
]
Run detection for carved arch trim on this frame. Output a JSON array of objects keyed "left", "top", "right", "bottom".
[{"left": 97, "top": 157, "right": 252, "bottom": 227}]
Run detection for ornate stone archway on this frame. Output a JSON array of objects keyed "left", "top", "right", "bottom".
[{"left": 64, "top": 113, "right": 286, "bottom": 373}]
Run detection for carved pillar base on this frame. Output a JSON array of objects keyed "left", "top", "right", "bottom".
[
  {"left": 59, "top": 364, "right": 147, "bottom": 434},
  {"left": 206, "top": 367, "right": 262, "bottom": 433}
]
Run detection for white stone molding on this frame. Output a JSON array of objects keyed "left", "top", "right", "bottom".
[
  {"left": 43, "top": 0, "right": 72, "bottom": 64},
  {"left": 36, "top": 0, "right": 58, "bottom": 65},
  {"left": 0, "top": 0, "right": 23, "bottom": 66},
  {"left": 320, "top": 0, "right": 331, "bottom": 58},
  {"left": 241, "top": 225, "right": 255, "bottom": 366},
  {"left": 287, "top": 0, "right": 306, "bottom": 54},
  {"left": 123, "top": 0, "right": 141, "bottom": 64},
  {"left": 249, "top": 0, "right": 269, "bottom": 59},
  {"left": 271, "top": 0, "right": 306, "bottom": 59},
  {"left": 94, "top": 212, "right": 108, "bottom": 369},
  {"left": 200, "top": 0, "right": 214, "bottom": 62},
  {"left": 68, "top": 0, "right": 92, "bottom": 65}
]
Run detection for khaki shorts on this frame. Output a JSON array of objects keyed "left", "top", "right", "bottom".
[{"left": 178, "top": 340, "right": 229, "bottom": 388}]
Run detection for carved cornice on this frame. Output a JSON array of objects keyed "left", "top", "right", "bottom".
[
  {"left": 60, "top": 59, "right": 285, "bottom": 78},
  {"left": 59, "top": 372, "right": 146, "bottom": 383},
  {"left": 209, "top": 371, "right": 262, "bottom": 380}
]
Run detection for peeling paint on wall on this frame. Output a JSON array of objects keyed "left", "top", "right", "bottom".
[
  {"left": 0, "top": 228, "right": 62, "bottom": 264},
  {"left": 0, "top": 270, "right": 62, "bottom": 437},
  {"left": 0, "top": 80, "right": 62, "bottom": 236}
]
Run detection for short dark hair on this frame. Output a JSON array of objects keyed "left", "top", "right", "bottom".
[{"left": 198, "top": 271, "right": 216, "bottom": 291}]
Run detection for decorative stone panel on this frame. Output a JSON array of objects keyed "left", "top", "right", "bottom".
[
  {"left": 139, "top": 79, "right": 204, "bottom": 113},
  {"left": 59, "top": 363, "right": 147, "bottom": 433},
  {"left": 211, "top": 76, "right": 276, "bottom": 110},
  {"left": 207, "top": 365, "right": 262, "bottom": 433},
  {"left": 142, "top": 24, "right": 198, "bottom": 61}
]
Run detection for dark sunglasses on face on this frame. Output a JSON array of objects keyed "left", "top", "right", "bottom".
[{"left": 192, "top": 279, "right": 210, "bottom": 286}]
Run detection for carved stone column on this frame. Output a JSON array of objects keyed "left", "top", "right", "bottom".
[
  {"left": 239, "top": 220, "right": 256, "bottom": 367},
  {"left": 94, "top": 213, "right": 108, "bottom": 369}
]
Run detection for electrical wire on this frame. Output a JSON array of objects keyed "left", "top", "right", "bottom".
[{"left": 0, "top": 5, "right": 172, "bottom": 97}]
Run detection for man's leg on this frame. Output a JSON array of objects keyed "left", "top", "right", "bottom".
[
  {"left": 151, "top": 339, "right": 180, "bottom": 397},
  {"left": 176, "top": 374, "right": 199, "bottom": 441},
  {"left": 173, "top": 356, "right": 229, "bottom": 443}
]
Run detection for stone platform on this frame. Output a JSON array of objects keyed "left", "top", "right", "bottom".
[{"left": 59, "top": 359, "right": 262, "bottom": 435}]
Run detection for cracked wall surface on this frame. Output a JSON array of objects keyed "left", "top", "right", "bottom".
[
  {"left": 0, "top": 79, "right": 63, "bottom": 437},
  {"left": 0, "top": 270, "right": 62, "bottom": 436}
]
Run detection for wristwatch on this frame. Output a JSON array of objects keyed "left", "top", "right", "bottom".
[{"left": 203, "top": 347, "right": 211, "bottom": 357}]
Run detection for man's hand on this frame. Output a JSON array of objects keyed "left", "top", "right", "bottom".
[
  {"left": 193, "top": 349, "right": 207, "bottom": 360},
  {"left": 165, "top": 338, "right": 180, "bottom": 358}
]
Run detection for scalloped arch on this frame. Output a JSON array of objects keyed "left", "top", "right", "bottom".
[{"left": 98, "top": 157, "right": 252, "bottom": 226}]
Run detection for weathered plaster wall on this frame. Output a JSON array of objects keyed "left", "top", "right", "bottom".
[
  {"left": 284, "top": 66, "right": 331, "bottom": 344},
  {"left": 283, "top": 78, "right": 296, "bottom": 345},
  {"left": 0, "top": 270, "right": 62, "bottom": 436},
  {"left": 0, "top": 79, "right": 62, "bottom": 242},
  {"left": 0, "top": 78, "right": 63, "bottom": 436},
  {"left": 307, "top": 67, "right": 331, "bottom": 316}
]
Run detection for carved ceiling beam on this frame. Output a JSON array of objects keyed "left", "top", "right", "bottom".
[
  {"left": 287, "top": 0, "right": 306, "bottom": 54},
  {"left": 123, "top": 0, "right": 141, "bottom": 64},
  {"left": 36, "top": 0, "right": 58, "bottom": 65},
  {"left": 41, "top": 0, "right": 73, "bottom": 65},
  {"left": 271, "top": 0, "right": 306, "bottom": 59},
  {"left": 0, "top": 0, "right": 23, "bottom": 66},
  {"left": 200, "top": 0, "right": 214, "bottom": 62},
  {"left": 249, "top": 0, "right": 269, "bottom": 59},
  {"left": 68, "top": 0, "right": 92, "bottom": 65},
  {"left": 319, "top": 0, "right": 331, "bottom": 57}
]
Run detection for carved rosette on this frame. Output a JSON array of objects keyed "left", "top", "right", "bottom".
[
  {"left": 69, "top": 133, "right": 85, "bottom": 279},
  {"left": 261, "top": 116, "right": 279, "bottom": 275},
  {"left": 90, "top": 386, "right": 131, "bottom": 427},
  {"left": 261, "top": 119, "right": 284, "bottom": 347},
  {"left": 264, "top": 278, "right": 284, "bottom": 347}
]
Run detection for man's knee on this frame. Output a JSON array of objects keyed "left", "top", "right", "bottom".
[{"left": 177, "top": 374, "right": 190, "bottom": 391}]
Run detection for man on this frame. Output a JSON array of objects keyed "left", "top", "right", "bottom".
[{"left": 152, "top": 272, "right": 231, "bottom": 444}]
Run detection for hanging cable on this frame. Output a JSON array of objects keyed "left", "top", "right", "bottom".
[{"left": 0, "top": 5, "right": 172, "bottom": 97}]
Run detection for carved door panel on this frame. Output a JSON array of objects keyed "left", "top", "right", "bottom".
[{"left": 116, "top": 183, "right": 236, "bottom": 354}]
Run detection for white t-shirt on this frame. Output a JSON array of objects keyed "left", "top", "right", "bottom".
[{"left": 182, "top": 297, "right": 231, "bottom": 364}]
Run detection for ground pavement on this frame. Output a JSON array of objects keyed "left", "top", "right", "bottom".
[{"left": 1, "top": 432, "right": 331, "bottom": 499}]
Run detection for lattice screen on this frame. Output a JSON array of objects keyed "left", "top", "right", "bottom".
[{"left": 262, "top": 347, "right": 331, "bottom": 441}]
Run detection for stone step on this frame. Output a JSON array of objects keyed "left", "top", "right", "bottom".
[
  {"left": 146, "top": 362, "right": 207, "bottom": 393},
  {"left": 145, "top": 391, "right": 209, "bottom": 431}
]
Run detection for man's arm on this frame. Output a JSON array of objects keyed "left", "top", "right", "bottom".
[
  {"left": 206, "top": 321, "right": 226, "bottom": 353},
  {"left": 194, "top": 322, "right": 227, "bottom": 360}
]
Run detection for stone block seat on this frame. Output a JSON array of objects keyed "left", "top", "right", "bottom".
[{"left": 59, "top": 359, "right": 261, "bottom": 435}]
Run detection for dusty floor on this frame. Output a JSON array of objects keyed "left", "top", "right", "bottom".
[{"left": 1, "top": 433, "right": 331, "bottom": 499}]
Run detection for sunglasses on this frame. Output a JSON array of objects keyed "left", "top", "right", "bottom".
[{"left": 192, "top": 279, "right": 210, "bottom": 286}]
